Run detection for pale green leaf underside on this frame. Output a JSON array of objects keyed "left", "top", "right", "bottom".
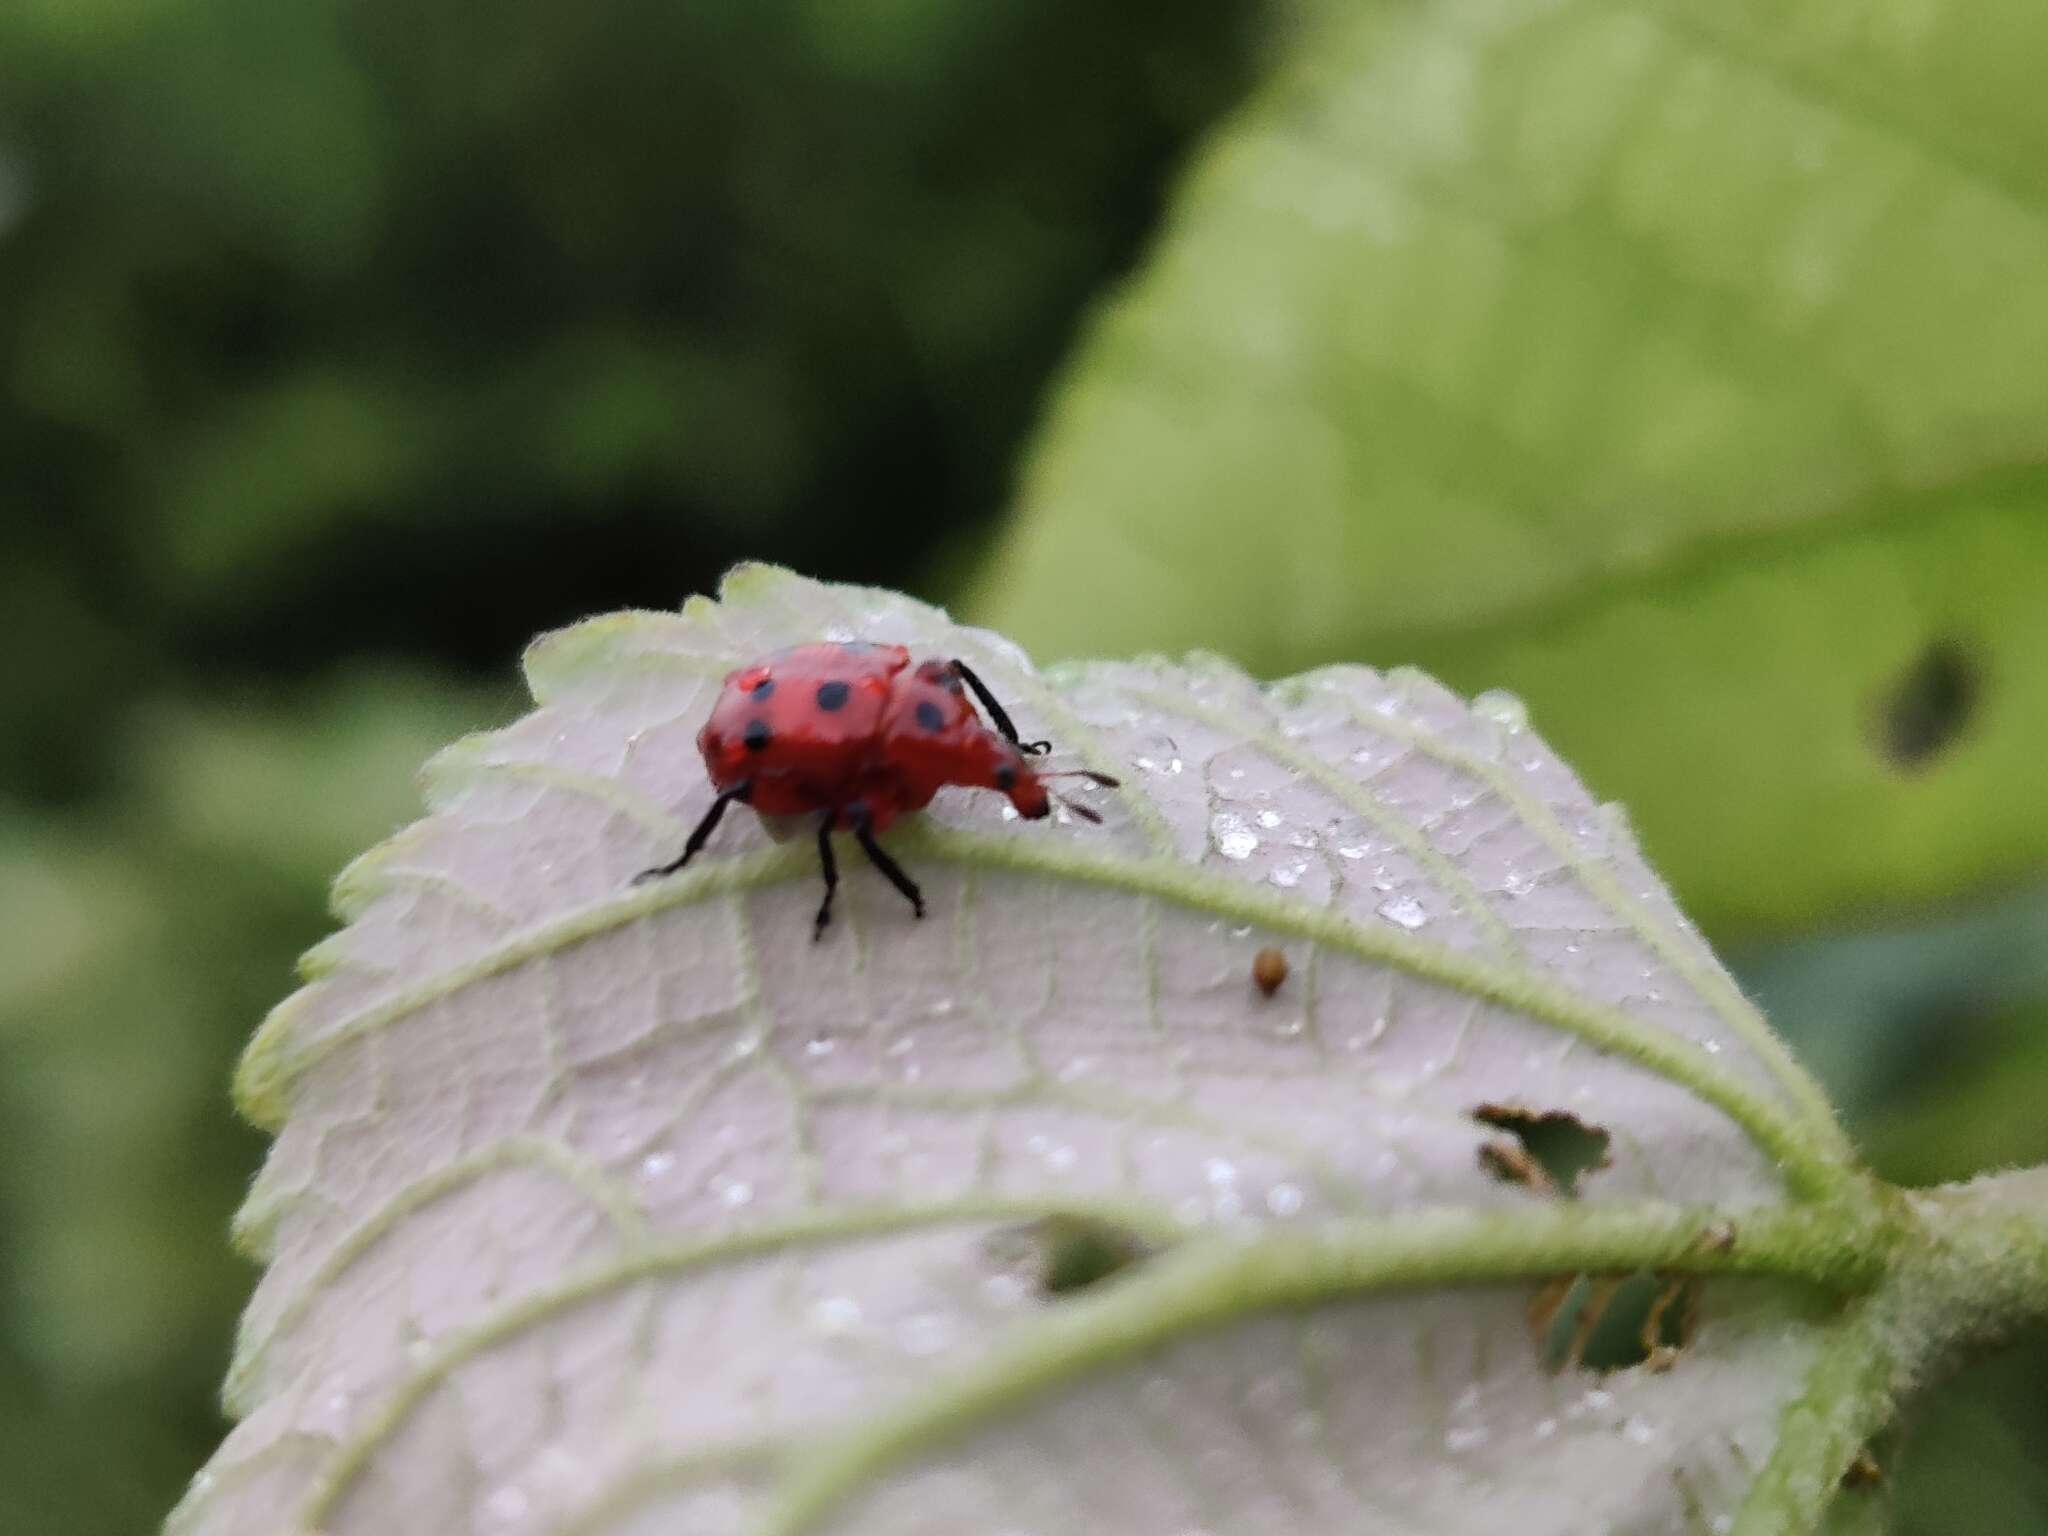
[
  {"left": 971, "top": 0, "right": 2048, "bottom": 936},
  {"left": 175, "top": 566, "right": 1862, "bottom": 1536}
]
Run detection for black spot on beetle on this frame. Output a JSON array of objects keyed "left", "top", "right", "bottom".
[
  {"left": 915, "top": 699, "right": 946, "bottom": 731},
  {"left": 742, "top": 719, "right": 772, "bottom": 752},
  {"left": 815, "top": 680, "right": 850, "bottom": 712},
  {"left": 750, "top": 677, "right": 775, "bottom": 701},
  {"left": 993, "top": 763, "right": 1017, "bottom": 791},
  {"left": 1875, "top": 637, "right": 1980, "bottom": 769}
]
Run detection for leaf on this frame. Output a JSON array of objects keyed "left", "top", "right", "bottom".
[
  {"left": 967, "top": 0, "right": 2048, "bottom": 940},
  {"left": 173, "top": 566, "right": 1874, "bottom": 1536}
]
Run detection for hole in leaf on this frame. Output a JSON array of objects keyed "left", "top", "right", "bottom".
[
  {"left": 986, "top": 1214, "right": 1153, "bottom": 1298},
  {"left": 1874, "top": 636, "right": 1980, "bottom": 769},
  {"left": 1473, "top": 1103, "right": 1611, "bottom": 1196},
  {"left": 1529, "top": 1270, "right": 1700, "bottom": 1373}
]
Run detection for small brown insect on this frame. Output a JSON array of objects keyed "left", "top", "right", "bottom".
[{"left": 1252, "top": 946, "right": 1289, "bottom": 996}]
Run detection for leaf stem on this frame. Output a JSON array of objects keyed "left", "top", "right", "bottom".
[{"left": 1734, "top": 1166, "right": 2048, "bottom": 1533}]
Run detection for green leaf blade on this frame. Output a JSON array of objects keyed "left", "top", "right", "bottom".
[{"left": 970, "top": 0, "right": 2048, "bottom": 936}]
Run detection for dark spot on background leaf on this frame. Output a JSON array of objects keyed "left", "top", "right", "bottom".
[
  {"left": 1874, "top": 636, "right": 1980, "bottom": 769},
  {"left": 1473, "top": 1103, "right": 1612, "bottom": 1196}
]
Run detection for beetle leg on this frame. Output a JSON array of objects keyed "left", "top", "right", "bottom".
[
  {"left": 813, "top": 811, "right": 839, "bottom": 940},
  {"left": 950, "top": 659, "right": 1051, "bottom": 755},
  {"left": 635, "top": 781, "right": 750, "bottom": 882},
  {"left": 852, "top": 808, "right": 924, "bottom": 919}
]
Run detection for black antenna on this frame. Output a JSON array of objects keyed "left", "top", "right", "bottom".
[{"left": 950, "top": 658, "right": 1051, "bottom": 754}]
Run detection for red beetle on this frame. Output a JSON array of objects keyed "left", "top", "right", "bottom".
[{"left": 636, "top": 642, "right": 1115, "bottom": 935}]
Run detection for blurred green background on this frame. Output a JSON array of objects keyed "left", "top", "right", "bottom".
[{"left": 1, "top": 2, "right": 2043, "bottom": 1531}]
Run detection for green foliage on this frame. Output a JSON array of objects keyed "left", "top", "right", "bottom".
[
  {"left": 970, "top": 0, "right": 2048, "bottom": 943},
  {"left": 0, "top": 676, "right": 498, "bottom": 1532},
  {"left": 0, "top": 0, "right": 1255, "bottom": 759}
]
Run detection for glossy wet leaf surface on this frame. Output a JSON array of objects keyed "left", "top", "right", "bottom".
[{"left": 174, "top": 568, "right": 1862, "bottom": 1536}]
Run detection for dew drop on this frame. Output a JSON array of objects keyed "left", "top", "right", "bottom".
[
  {"left": 804, "top": 1035, "right": 836, "bottom": 1058},
  {"left": 1471, "top": 689, "right": 1528, "bottom": 730},
  {"left": 484, "top": 1485, "right": 531, "bottom": 1524},
  {"left": 1203, "top": 1157, "right": 1239, "bottom": 1187},
  {"left": 713, "top": 1176, "right": 754, "bottom": 1209},
  {"left": 640, "top": 1151, "right": 675, "bottom": 1179},
  {"left": 1269, "top": 860, "right": 1308, "bottom": 889},
  {"left": 1502, "top": 868, "right": 1537, "bottom": 897},
  {"left": 1532, "top": 1416, "right": 1558, "bottom": 1441},
  {"left": 1265, "top": 1182, "right": 1305, "bottom": 1216},
  {"left": 1574, "top": 1387, "right": 1615, "bottom": 1417},
  {"left": 898, "top": 1313, "right": 955, "bottom": 1357},
  {"left": 1377, "top": 894, "right": 1428, "bottom": 930},
  {"left": 1040, "top": 1141, "right": 1076, "bottom": 1171},
  {"left": 983, "top": 1272, "right": 1030, "bottom": 1308},
  {"left": 1257, "top": 809, "right": 1283, "bottom": 829},
  {"left": 808, "top": 1296, "right": 864, "bottom": 1335},
  {"left": 730, "top": 1028, "right": 764, "bottom": 1060},
  {"left": 1622, "top": 1416, "right": 1656, "bottom": 1446},
  {"left": 1212, "top": 810, "right": 1260, "bottom": 860},
  {"left": 1337, "top": 844, "right": 1369, "bottom": 861}
]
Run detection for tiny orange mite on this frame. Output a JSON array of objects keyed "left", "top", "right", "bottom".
[{"left": 1252, "top": 947, "right": 1289, "bottom": 996}]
